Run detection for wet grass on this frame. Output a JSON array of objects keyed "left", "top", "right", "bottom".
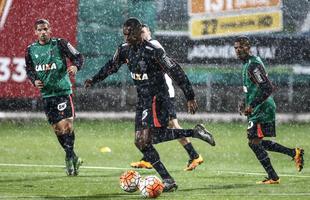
[{"left": 0, "top": 120, "right": 309, "bottom": 199}]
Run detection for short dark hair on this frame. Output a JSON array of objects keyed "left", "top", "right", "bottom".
[
  {"left": 34, "top": 19, "right": 50, "bottom": 29},
  {"left": 235, "top": 36, "right": 251, "bottom": 47},
  {"left": 123, "top": 17, "right": 142, "bottom": 30}
]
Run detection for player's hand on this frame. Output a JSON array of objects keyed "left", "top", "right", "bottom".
[
  {"left": 67, "top": 65, "right": 78, "bottom": 75},
  {"left": 34, "top": 80, "right": 44, "bottom": 89},
  {"left": 84, "top": 79, "right": 93, "bottom": 88},
  {"left": 187, "top": 99, "right": 198, "bottom": 114},
  {"left": 244, "top": 106, "right": 253, "bottom": 116},
  {"left": 238, "top": 100, "right": 245, "bottom": 115}
]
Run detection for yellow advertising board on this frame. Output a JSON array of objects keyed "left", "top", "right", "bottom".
[
  {"left": 190, "top": 11, "right": 282, "bottom": 39},
  {"left": 189, "top": 0, "right": 281, "bottom": 15}
]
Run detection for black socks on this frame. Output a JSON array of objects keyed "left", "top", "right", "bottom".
[
  {"left": 249, "top": 142, "right": 279, "bottom": 180},
  {"left": 141, "top": 144, "right": 172, "bottom": 180},
  {"left": 183, "top": 143, "right": 199, "bottom": 160},
  {"left": 56, "top": 131, "right": 76, "bottom": 159}
]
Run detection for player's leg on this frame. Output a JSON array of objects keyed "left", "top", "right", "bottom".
[
  {"left": 259, "top": 122, "right": 304, "bottom": 172},
  {"left": 168, "top": 98, "right": 202, "bottom": 161},
  {"left": 136, "top": 96, "right": 178, "bottom": 192},
  {"left": 130, "top": 103, "right": 153, "bottom": 169},
  {"left": 151, "top": 125, "right": 215, "bottom": 146},
  {"left": 169, "top": 118, "right": 203, "bottom": 171},
  {"left": 151, "top": 96, "right": 215, "bottom": 145},
  {"left": 134, "top": 128, "right": 178, "bottom": 192},
  {"left": 44, "top": 95, "right": 82, "bottom": 176},
  {"left": 247, "top": 121, "right": 279, "bottom": 184}
]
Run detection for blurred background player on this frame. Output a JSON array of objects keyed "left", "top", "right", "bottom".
[
  {"left": 234, "top": 36, "right": 304, "bottom": 184},
  {"left": 25, "top": 19, "right": 84, "bottom": 176},
  {"left": 130, "top": 24, "right": 204, "bottom": 171},
  {"left": 84, "top": 17, "right": 215, "bottom": 192}
]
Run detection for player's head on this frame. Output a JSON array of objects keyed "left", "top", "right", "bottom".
[
  {"left": 141, "top": 24, "right": 152, "bottom": 41},
  {"left": 34, "top": 19, "right": 51, "bottom": 44},
  {"left": 234, "top": 36, "right": 251, "bottom": 60},
  {"left": 123, "top": 17, "right": 142, "bottom": 45}
]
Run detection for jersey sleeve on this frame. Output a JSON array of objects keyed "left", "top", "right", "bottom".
[
  {"left": 58, "top": 39, "right": 84, "bottom": 70},
  {"left": 154, "top": 47, "right": 195, "bottom": 101},
  {"left": 24, "top": 46, "right": 38, "bottom": 85},
  {"left": 248, "top": 62, "right": 274, "bottom": 108},
  {"left": 91, "top": 44, "right": 127, "bottom": 84}
]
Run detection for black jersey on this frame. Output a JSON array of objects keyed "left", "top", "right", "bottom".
[{"left": 91, "top": 40, "right": 195, "bottom": 101}]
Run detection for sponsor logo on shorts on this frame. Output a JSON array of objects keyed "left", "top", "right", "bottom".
[
  {"left": 247, "top": 121, "right": 254, "bottom": 129},
  {"left": 142, "top": 109, "right": 148, "bottom": 121},
  {"left": 57, "top": 102, "right": 67, "bottom": 111}
]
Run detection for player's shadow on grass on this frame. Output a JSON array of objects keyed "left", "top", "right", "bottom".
[
  {"left": 0, "top": 172, "right": 121, "bottom": 184},
  {"left": 37, "top": 194, "right": 142, "bottom": 199},
  {"left": 179, "top": 183, "right": 254, "bottom": 192},
  {"left": 0, "top": 176, "right": 66, "bottom": 184}
]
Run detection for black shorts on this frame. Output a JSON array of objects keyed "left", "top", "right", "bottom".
[
  {"left": 135, "top": 95, "right": 169, "bottom": 131},
  {"left": 247, "top": 121, "right": 276, "bottom": 139},
  {"left": 167, "top": 97, "right": 177, "bottom": 120},
  {"left": 43, "top": 95, "right": 75, "bottom": 125}
]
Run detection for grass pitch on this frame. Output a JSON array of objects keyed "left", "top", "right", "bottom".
[{"left": 0, "top": 119, "right": 309, "bottom": 199}]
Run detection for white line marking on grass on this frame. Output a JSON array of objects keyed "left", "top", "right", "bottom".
[
  {"left": 0, "top": 163, "right": 143, "bottom": 171},
  {"left": 171, "top": 193, "right": 310, "bottom": 197},
  {"left": 0, "top": 163, "right": 309, "bottom": 178},
  {"left": 1, "top": 193, "right": 310, "bottom": 199},
  {"left": 218, "top": 170, "right": 310, "bottom": 178}
]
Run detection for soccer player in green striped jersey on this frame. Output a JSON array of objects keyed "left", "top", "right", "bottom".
[
  {"left": 234, "top": 36, "right": 304, "bottom": 184},
  {"left": 25, "top": 19, "right": 84, "bottom": 176}
]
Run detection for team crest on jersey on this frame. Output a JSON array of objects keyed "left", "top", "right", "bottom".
[{"left": 57, "top": 102, "right": 67, "bottom": 111}]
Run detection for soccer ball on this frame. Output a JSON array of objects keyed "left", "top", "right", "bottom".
[
  {"left": 119, "top": 170, "right": 141, "bottom": 193},
  {"left": 139, "top": 175, "right": 164, "bottom": 198}
]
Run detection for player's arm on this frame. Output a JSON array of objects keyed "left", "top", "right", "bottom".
[
  {"left": 154, "top": 48, "right": 197, "bottom": 113},
  {"left": 248, "top": 62, "right": 273, "bottom": 108},
  {"left": 58, "top": 39, "right": 84, "bottom": 74},
  {"left": 84, "top": 45, "right": 126, "bottom": 87},
  {"left": 25, "top": 47, "right": 43, "bottom": 88}
]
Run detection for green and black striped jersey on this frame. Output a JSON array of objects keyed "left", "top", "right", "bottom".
[
  {"left": 242, "top": 55, "right": 275, "bottom": 123},
  {"left": 25, "top": 38, "right": 84, "bottom": 98}
]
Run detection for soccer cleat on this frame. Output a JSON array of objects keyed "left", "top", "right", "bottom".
[
  {"left": 256, "top": 177, "right": 280, "bottom": 184},
  {"left": 184, "top": 154, "right": 204, "bottom": 171},
  {"left": 293, "top": 148, "right": 304, "bottom": 172},
  {"left": 163, "top": 179, "right": 178, "bottom": 192},
  {"left": 65, "top": 158, "right": 74, "bottom": 176},
  {"left": 73, "top": 156, "right": 83, "bottom": 176},
  {"left": 130, "top": 160, "right": 153, "bottom": 169},
  {"left": 193, "top": 124, "right": 216, "bottom": 146}
]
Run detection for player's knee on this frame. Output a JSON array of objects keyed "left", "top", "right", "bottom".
[
  {"left": 248, "top": 138, "right": 261, "bottom": 145},
  {"left": 53, "top": 121, "right": 73, "bottom": 134},
  {"left": 135, "top": 139, "right": 148, "bottom": 150},
  {"left": 134, "top": 131, "right": 148, "bottom": 150}
]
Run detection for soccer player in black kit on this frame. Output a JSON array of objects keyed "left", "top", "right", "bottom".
[
  {"left": 84, "top": 18, "right": 215, "bottom": 192},
  {"left": 130, "top": 24, "right": 205, "bottom": 171}
]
